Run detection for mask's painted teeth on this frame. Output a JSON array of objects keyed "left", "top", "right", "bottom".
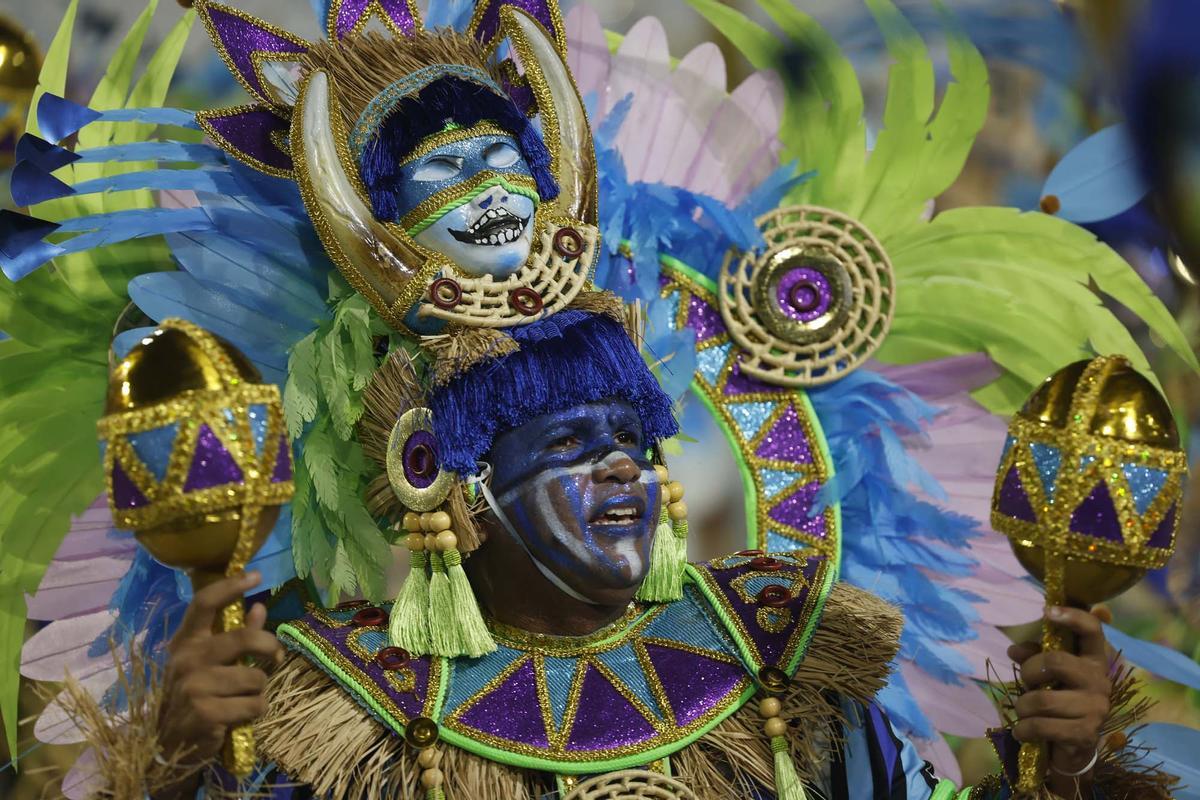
[{"left": 448, "top": 206, "right": 529, "bottom": 247}]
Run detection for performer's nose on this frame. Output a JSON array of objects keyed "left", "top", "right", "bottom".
[{"left": 593, "top": 452, "right": 640, "bottom": 484}]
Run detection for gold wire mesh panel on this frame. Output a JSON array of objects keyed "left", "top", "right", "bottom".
[
  {"left": 718, "top": 205, "right": 895, "bottom": 387},
  {"left": 564, "top": 770, "right": 698, "bottom": 800}
]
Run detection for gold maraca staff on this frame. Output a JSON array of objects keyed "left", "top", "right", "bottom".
[
  {"left": 991, "top": 355, "right": 1186, "bottom": 795},
  {"left": 98, "top": 319, "right": 294, "bottom": 777}
]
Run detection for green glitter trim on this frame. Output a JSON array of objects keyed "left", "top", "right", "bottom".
[{"left": 404, "top": 175, "right": 540, "bottom": 236}]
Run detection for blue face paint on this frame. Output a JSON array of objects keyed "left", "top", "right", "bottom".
[
  {"left": 487, "top": 400, "right": 662, "bottom": 596},
  {"left": 392, "top": 134, "right": 538, "bottom": 278}
]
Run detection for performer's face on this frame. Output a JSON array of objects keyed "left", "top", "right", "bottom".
[
  {"left": 393, "top": 134, "right": 538, "bottom": 278},
  {"left": 486, "top": 400, "right": 661, "bottom": 603}
]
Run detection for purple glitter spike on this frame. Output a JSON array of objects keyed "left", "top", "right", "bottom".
[
  {"left": 566, "top": 664, "right": 656, "bottom": 750},
  {"left": 184, "top": 424, "right": 244, "bottom": 492},
  {"left": 272, "top": 435, "right": 293, "bottom": 483},
  {"left": 204, "top": 5, "right": 308, "bottom": 103},
  {"left": 684, "top": 293, "right": 726, "bottom": 342},
  {"left": 725, "top": 359, "right": 782, "bottom": 396},
  {"left": 1069, "top": 482, "right": 1123, "bottom": 541},
  {"left": 642, "top": 643, "right": 746, "bottom": 726},
  {"left": 111, "top": 460, "right": 150, "bottom": 509},
  {"left": 767, "top": 481, "right": 825, "bottom": 537},
  {"left": 1148, "top": 503, "right": 1177, "bottom": 548},
  {"left": 755, "top": 406, "right": 814, "bottom": 464},
  {"left": 458, "top": 660, "right": 549, "bottom": 748},
  {"left": 471, "top": 0, "right": 559, "bottom": 50},
  {"left": 200, "top": 107, "right": 292, "bottom": 174},
  {"left": 332, "top": 0, "right": 418, "bottom": 38},
  {"left": 996, "top": 466, "right": 1037, "bottom": 523}
]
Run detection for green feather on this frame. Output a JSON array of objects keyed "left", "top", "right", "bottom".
[{"left": 24, "top": 0, "right": 77, "bottom": 140}]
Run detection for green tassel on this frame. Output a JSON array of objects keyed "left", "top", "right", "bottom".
[
  {"left": 388, "top": 549, "right": 431, "bottom": 655},
  {"left": 772, "top": 735, "right": 808, "bottom": 800},
  {"left": 428, "top": 549, "right": 496, "bottom": 658},
  {"left": 425, "top": 787, "right": 445, "bottom": 800},
  {"left": 635, "top": 508, "right": 686, "bottom": 602}
]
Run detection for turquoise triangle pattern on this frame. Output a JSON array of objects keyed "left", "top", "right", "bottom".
[
  {"left": 1029, "top": 443, "right": 1062, "bottom": 502},
  {"left": 126, "top": 423, "right": 180, "bottom": 483},
  {"left": 248, "top": 403, "right": 269, "bottom": 456},
  {"left": 767, "top": 531, "right": 805, "bottom": 553},
  {"left": 595, "top": 644, "right": 664, "bottom": 719},
  {"left": 542, "top": 655, "right": 576, "bottom": 731},
  {"left": 729, "top": 401, "right": 776, "bottom": 441},
  {"left": 760, "top": 468, "right": 799, "bottom": 499},
  {"left": 1000, "top": 435, "right": 1016, "bottom": 465},
  {"left": 695, "top": 342, "right": 731, "bottom": 386},
  {"left": 1122, "top": 464, "right": 1169, "bottom": 515},
  {"left": 442, "top": 646, "right": 524, "bottom": 714}
]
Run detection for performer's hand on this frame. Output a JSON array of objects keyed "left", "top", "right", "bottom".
[
  {"left": 1007, "top": 606, "right": 1112, "bottom": 795},
  {"left": 158, "top": 571, "right": 283, "bottom": 768}
]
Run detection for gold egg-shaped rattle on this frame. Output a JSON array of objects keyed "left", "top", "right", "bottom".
[
  {"left": 98, "top": 319, "right": 294, "bottom": 777},
  {"left": 991, "top": 355, "right": 1186, "bottom": 792}
]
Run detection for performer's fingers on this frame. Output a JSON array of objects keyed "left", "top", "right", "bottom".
[
  {"left": 1012, "top": 716, "right": 1098, "bottom": 748},
  {"left": 1014, "top": 690, "right": 1099, "bottom": 721},
  {"left": 246, "top": 601, "right": 267, "bottom": 631},
  {"left": 1007, "top": 642, "right": 1041, "bottom": 663},
  {"left": 1046, "top": 606, "right": 1107, "bottom": 660},
  {"left": 201, "top": 666, "right": 270, "bottom": 698},
  {"left": 1020, "top": 650, "right": 1107, "bottom": 691},
  {"left": 194, "top": 695, "right": 269, "bottom": 727},
  {"left": 173, "top": 572, "right": 260, "bottom": 643},
  {"left": 205, "top": 627, "right": 283, "bottom": 666}
]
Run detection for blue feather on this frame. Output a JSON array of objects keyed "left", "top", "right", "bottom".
[
  {"left": 68, "top": 168, "right": 244, "bottom": 198},
  {"left": 9, "top": 161, "right": 74, "bottom": 206},
  {"left": 75, "top": 141, "right": 225, "bottom": 165},
  {"left": 15, "top": 134, "right": 80, "bottom": 171},
  {"left": 1104, "top": 624, "right": 1200, "bottom": 691},
  {"left": 37, "top": 94, "right": 101, "bottom": 144},
  {"left": 95, "top": 107, "right": 199, "bottom": 129},
  {"left": 1129, "top": 723, "right": 1200, "bottom": 799}
]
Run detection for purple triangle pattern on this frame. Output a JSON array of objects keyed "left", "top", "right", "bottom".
[
  {"left": 725, "top": 360, "right": 783, "bottom": 397},
  {"left": 183, "top": 424, "right": 244, "bottom": 492},
  {"left": 111, "top": 460, "right": 149, "bottom": 509},
  {"left": 691, "top": 554, "right": 828, "bottom": 668},
  {"left": 1069, "top": 482, "right": 1123, "bottom": 542},
  {"left": 755, "top": 405, "right": 814, "bottom": 464},
  {"left": 272, "top": 435, "right": 293, "bottom": 483},
  {"left": 996, "top": 466, "right": 1037, "bottom": 523},
  {"left": 642, "top": 643, "right": 746, "bottom": 726},
  {"left": 767, "top": 481, "right": 825, "bottom": 537},
  {"left": 565, "top": 664, "right": 656, "bottom": 751},
  {"left": 458, "top": 659, "right": 550, "bottom": 748},
  {"left": 684, "top": 293, "right": 726, "bottom": 342},
  {"left": 1148, "top": 503, "right": 1177, "bottom": 549}
]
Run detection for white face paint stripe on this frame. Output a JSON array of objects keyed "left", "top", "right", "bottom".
[{"left": 481, "top": 457, "right": 658, "bottom": 605}]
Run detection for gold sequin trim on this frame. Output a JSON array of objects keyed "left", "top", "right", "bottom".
[
  {"left": 398, "top": 121, "right": 512, "bottom": 168},
  {"left": 195, "top": 0, "right": 311, "bottom": 113},
  {"left": 484, "top": 602, "right": 645, "bottom": 655}
]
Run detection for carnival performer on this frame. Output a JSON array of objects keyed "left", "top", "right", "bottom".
[{"left": 1, "top": 1, "right": 1193, "bottom": 798}]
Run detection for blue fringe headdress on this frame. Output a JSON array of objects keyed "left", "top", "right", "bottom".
[{"left": 429, "top": 310, "right": 679, "bottom": 475}]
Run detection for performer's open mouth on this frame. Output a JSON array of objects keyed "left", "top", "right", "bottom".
[
  {"left": 448, "top": 207, "right": 530, "bottom": 246},
  {"left": 589, "top": 495, "right": 647, "bottom": 526}
]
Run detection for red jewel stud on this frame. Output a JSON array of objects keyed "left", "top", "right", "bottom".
[
  {"left": 376, "top": 646, "right": 411, "bottom": 671},
  {"left": 430, "top": 277, "right": 462, "bottom": 310},
  {"left": 750, "top": 556, "right": 782, "bottom": 571},
  {"left": 757, "top": 585, "right": 791, "bottom": 608},
  {"left": 509, "top": 287, "right": 544, "bottom": 316},
  {"left": 737, "top": 549, "right": 764, "bottom": 557},
  {"left": 352, "top": 607, "right": 388, "bottom": 627},
  {"left": 553, "top": 227, "right": 584, "bottom": 259}
]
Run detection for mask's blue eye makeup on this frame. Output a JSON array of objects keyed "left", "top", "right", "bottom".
[
  {"left": 413, "top": 155, "right": 464, "bottom": 181},
  {"left": 484, "top": 141, "right": 520, "bottom": 169}
]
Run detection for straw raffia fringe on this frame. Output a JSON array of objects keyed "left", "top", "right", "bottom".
[
  {"left": 255, "top": 583, "right": 901, "bottom": 800},
  {"left": 44, "top": 643, "right": 207, "bottom": 799},
  {"left": 424, "top": 327, "right": 521, "bottom": 387}
]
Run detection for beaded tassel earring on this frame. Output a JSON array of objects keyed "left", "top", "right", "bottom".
[
  {"left": 636, "top": 464, "right": 689, "bottom": 602},
  {"left": 390, "top": 512, "right": 433, "bottom": 654},
  {"left": 423, "top": 507, "right": 496, "bottom": 658}
]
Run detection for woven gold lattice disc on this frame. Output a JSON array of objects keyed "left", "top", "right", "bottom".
[
  {"left": 564, "top": 770, "right": 697, "bottom": 800},
  {"left": 718, "top": 205, "right": 895, "bottom": 387}
]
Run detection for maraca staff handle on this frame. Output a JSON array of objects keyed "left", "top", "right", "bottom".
[{"left": 212, "top": 590, "right": 257, "bottom": 778}]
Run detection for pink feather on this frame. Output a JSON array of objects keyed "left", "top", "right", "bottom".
[
  {"left": 564, "top": 4, "right": 611, "bottom": 112},
  {"left": 62, "top": 748, "right": 101, "bottom": 800},
  {"left": 902, "top": 662, "right": 1000, "bottom": 738},
  {"left": 35, "top": 669, "right": 118, "bottom": 745},
  {"left": 26, "top": 556, "right": 133, "bottom": 621},
  {"left": 21, "top": 610, "right": 118, "bottom": 682}
]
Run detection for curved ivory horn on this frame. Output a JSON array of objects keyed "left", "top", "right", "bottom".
[
  {"left": 294, "top": 70, "right": 434, "bottom": 330},
  {"left": 501, "top": 8, "right": 597, "bottom": 225}
]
